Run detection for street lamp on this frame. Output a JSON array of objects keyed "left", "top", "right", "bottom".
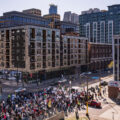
[
  {"left": 80, "top": 72, "right": 91, "bottom": 118},
  {"left": 98, "top": 69, "right": 102, "bottom": 95},
  {"left": 69, "top": 80, "right": 71, "bottom": 95}
]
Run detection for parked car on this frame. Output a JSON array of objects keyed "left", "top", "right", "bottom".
[
  {"left": 88, "top": 100, "right": 101, "bottom": 108},
  {"left": 100, "top": 81, "right": 108, "bottom": 86},
  {"left": 7, "top": 76, "right": 16, "bottom": 80},
  {"left": 15, "top": 88, "right": 26, "bottom": 93}
]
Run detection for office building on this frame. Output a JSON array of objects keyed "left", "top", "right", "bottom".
[
  {"left": 49, "top": 4, "right": 57, "bottom": 14},
  {"left": 63, "top": 12, "right": 72, "bottom": 22},
  {"left": 23, "top": 8, "right": 41, "bottom": 16},
  {"left": 0, "top": 10, "right": 50, "bottom": 28},
  {"left": 71, "top": 13, "right": 79, "bottom": 24},
  {"left": 55, "top": 21, "right": 79, "bottom": 34},
  {"left": 79, "top": 4, "right": 120, "bottom": 44},
  {"left": 63, "top": 12, "right": 79, "bottom": 24},
  {"left": 44, "top": 14, "right": 60, "bottom": 28},
  {"left": 113, "top": 35, "right": 120, "bottom": 81},
  {"left": 44, "top": 4, "right": 60, "bottom": 28},
  {"left": 79, "top": 5, "right": 120, "bottom": 71}
]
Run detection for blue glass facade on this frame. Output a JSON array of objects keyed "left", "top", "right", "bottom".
[
  {"left": 55, "top": 21, "right": 79, "bottom": 34},
  {"left": 0, "top": 11, "right": 50, "bottom": 28},
  {"left": 49, "top": 5, "right": 57, "bottom": 14},
  {"left": 79, "top": 4, "right": 120, "bottom": 44}
]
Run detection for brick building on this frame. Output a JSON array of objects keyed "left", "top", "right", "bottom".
[
  {"left": 88, "top": 43, "right": 112, "bottom": 71},
  {"left": 0, "top": 25, "right": 88, "bottom": 80}
]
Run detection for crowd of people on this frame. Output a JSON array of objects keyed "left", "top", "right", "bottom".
[{"left": 0, "top": 82, "right": 106, "bottom": 120}]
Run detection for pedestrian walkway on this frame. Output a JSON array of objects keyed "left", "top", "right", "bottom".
[{"left": 65, "top": 113, "right": 89, "bottom": 120}]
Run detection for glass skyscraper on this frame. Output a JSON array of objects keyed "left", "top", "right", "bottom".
[
  {"left": 79, "top": 4, "right": 120, "bottom": 44},
  {"left": 49, "top": 4, "right": 57, "bottom": 15}
]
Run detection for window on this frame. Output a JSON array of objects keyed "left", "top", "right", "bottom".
[
  {"left": 64, "top": 49, "right": 67, "bottom": 53},
  {"left": 56, "top": 31, "right": 60, "bottom": 38},
  {"left": 56, "top": 43, "right": 59, "bottom": 48},
  {"left": 48, "top": 43, "right": 51, "bottom": 48},
  {"left": 56, "top": 55, "right": 59, "bottom": 60},
  {"left": 108, "top": 21, "right": 113, "bottom": 43},
  {"left": 64, "top": 61, "right": 67, "bottom": 65},
  {"left": 56, "top": 49, "right": 59, "bottom": 54},
  {"left": 37, "top": 49, "right": 41, "bottom": 54},
  {"left": 48, "top": 49, "right": 51, "bottom": 54},
  {"left": 64, "top": 55, "right": 67, "bottom": 59},
  {"left": 71, "top": 55, "right": 73, "bottom": 59},
  {"left": 63, "top": 38, "right": 67, "bottom": 43},
  {"left": 47, "top": 56, "right": 51, "bottom": 60},
  {"left": 48, "top": 62, "right": 51, "bottom": 66},
  {"left": 37, "top": 56, "right": 41, "bottom": 61},
  {"left": 37, "top": 63, "right": 41, "bottom": 68},
  {"left": 85, "top": 23, "right": 90, "bottom": 42},
  {"left": 47, "top": 30, "right": 51, "bottom": 37},
  {"left": 37, "top": 43, "right": 41, "bottom": 48},
  {"left": 37, "top": 29, "right": 42, "bottom": 36},
  {"left": 93, "top": 22, "right": 97, "bottom": 43}
]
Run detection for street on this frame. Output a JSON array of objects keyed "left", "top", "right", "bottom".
[
  {"left": 1, "top": 72, "right": 120, "bottom": 120},
  {"left": 65, "top": 75, "right": 120, "bottom": 120}
]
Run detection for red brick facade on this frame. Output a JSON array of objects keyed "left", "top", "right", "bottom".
[
  {"left": 88, "top": 43, "right": 112, "bottom": 71},
  {"left": 108, "top": 86, "right": 119, "bottom": 99}
]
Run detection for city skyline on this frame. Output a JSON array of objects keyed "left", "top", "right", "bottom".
[{"left": 0, "top": 0, "right": 119, "bottom": 19}]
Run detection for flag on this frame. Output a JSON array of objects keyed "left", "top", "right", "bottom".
[{"left": 108, "top": 61, "right": 113, "bottom": 68}]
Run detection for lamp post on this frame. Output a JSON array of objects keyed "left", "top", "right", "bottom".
[
  {"left": 80, "top": 72, "right": 91, "bottom": 119},
  {"left": 99, "top": 76, "right": 101, "bottom": 94},
  {"left": 112, "top": 112, "right": 114, "bottom": 120},
  {"left": 86, "top": 76, "right": 89, "bottom": 117},
  {"left": 16, "top": 56, "right": 19, "bottom": 86},
  {"left": 69, "top": 80, "right": 71, "bottom": 95},
  {"left": 0, "top": 81, "right": 2, "bottom": 101},
  {"left": 99, "top": 64, "right": 102, "bottom": 95},
  {"left": 22, "top": 71, "right": 24, "bottom": 87}
]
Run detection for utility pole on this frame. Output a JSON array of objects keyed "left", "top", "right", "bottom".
[
  {"left": 22, "top": 71, "right": 24, "bottom": 87},
  {"left": 69, "top": 80, "right": 71, "bottom": 95},
  {"left": 80, "top": 72, "right": 91, "bottom": 119},
  {"left": 16, "top": 56, "right": 19, "bottom": 86},
  {"left": 86, "top": 76, "right": 89, "bottom": 119},
  {"left": 0, "top": 81, "right": 2, "bottom": 101},
  {"left": 37, "top": 71, "right": 38, "bottom": 86},
  {"left": 99, "top": 65, "right": 101, "bottom": 95}
]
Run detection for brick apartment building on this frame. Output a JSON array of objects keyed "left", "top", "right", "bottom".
[{"left": 0, "top": 25, "right": 88, "bottom": 79}]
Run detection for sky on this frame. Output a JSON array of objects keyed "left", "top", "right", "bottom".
[{"left": 0, "top": 0, "right": 120, "bottom": 20}]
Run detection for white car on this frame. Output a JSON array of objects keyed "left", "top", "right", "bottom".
[
  {"left": 8, "top": 77, "right": 16, "bottom": 80},
  {"left": 15, "top": 88, "right": 26, "bottom": 93}
]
